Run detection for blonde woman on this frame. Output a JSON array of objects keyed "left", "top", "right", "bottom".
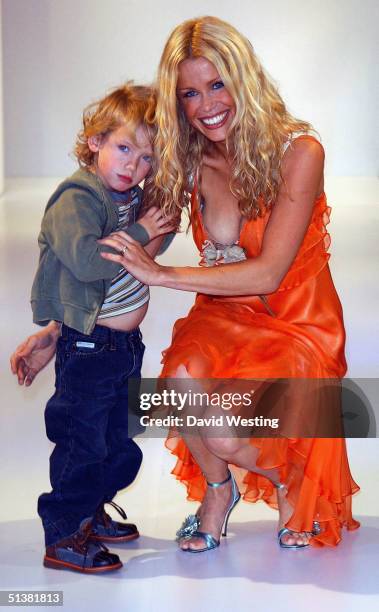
[{"left": 99, "top": 16, "right": 360, "bottom": 552}]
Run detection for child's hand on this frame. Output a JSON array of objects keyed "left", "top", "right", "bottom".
[
  {"left": 137, "top": 206, "right": 177, "bottom": 240},
  {"left": 10, "top": 322, "right": 60, "bottom": 386}
]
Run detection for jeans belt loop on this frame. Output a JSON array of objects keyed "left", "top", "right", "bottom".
[
  {"left": 61, "top": 324, "right": 68, "bottom": 341},
  {"left": 109, "top": 329, "right": 117, "bottom": 351}
]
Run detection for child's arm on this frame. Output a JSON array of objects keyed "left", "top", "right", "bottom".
[
  {"left": 43, "top": 189, "right": 124, "bottom": 282},
  {"left": 144, "top": 235, "right": 171, "bottom": 258},
  {"left": 10, "top": 321, "right": 61, "bottom": 386},
  {"left": 43, "top": 189, "right": 177, "bottom": 283},
  {"left": 126, "top": 184, "right": 178, "bottom": 253},
  {"left": 135, "top": 206, "right": 177, "bottom": 241}
]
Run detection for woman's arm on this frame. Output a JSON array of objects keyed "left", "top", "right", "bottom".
[{"left": 99, "top": 138, "right": 324, "bottom": 295}]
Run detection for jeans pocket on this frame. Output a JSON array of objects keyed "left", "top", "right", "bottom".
[{"left": 60, "top": 340, "right": 111, "bottom": 399}]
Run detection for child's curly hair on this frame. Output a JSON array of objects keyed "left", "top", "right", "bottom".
[{"left": 74, "top": 83, "right": 156, "bottom": 167}]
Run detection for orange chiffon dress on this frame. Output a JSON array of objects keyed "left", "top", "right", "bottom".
[{"left": 160, "top": 153, "right": 360, "bottom": 547}]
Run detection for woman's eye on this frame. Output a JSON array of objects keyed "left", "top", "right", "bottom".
[
  {"left": 183, "top": 90, "right": 197, "bottom": 98},
  {"left": 212, "top": 81, "right": 224, "bottom": 90},
  {"left": 143, "top": 155, "right": 152, "bottom": 164},
  {"left": 118, "top": 145, "right": 130, "bottom": 152}
]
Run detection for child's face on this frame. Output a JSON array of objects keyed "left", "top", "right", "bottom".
[{"left": 89, "top": 124, "right": 153, "bottom": 192}]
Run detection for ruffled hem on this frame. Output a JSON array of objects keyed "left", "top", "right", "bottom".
[{"left": 165, "top": 435, "right": 360, "bottom": 547}]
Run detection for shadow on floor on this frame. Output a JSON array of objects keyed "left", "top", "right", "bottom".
[{"left": 0, "top": 516, "right": 378, "bottom": 594}]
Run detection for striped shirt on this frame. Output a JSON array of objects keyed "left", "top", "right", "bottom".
[{"left": 98, "top": 188, "right": 150, "bottom": 319}]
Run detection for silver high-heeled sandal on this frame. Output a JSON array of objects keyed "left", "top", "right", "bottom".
[
  {"left": 274, "top": 482, "right": 321, "bottom": 549},
  {"left": 176, "top": 469, "right": 241, "bottom": 553}
]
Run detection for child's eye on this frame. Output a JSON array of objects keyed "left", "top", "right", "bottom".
[
  {"left": 212, "top": 81, "right": 224, "bottom": 90},
  {"left": 118, "top": 145, "right": 130, "bottom": 153}
]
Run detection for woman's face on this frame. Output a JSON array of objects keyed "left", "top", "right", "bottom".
[{"left": 176, "top": 56, "right": 236, "bottom": 143}]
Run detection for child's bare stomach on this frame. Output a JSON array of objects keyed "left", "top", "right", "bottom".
[{"left": 96, "top": 302, "right": 148, "bottom": 332}]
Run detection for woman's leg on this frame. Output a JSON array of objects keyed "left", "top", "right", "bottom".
[
  {"left": 204, "top": 437, "right": 311, "bottom": 547},
  {"left": 174, "top": 365, "right": 310, "bottom": 549},
  {"left": 170, "top": 366, "right": 236, "bottom": 550}
]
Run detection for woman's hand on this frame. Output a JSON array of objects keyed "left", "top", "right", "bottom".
[
  {"left": 137, "top": 206, "right": 177, "bottom": 240},
  {"left": 99, "top": 232, "right": 164, "bottom": 286},
  {"left": 10, "top": 322, "right": 61, "bottom": 386}
]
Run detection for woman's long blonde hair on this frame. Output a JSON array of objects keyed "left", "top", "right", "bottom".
[{"left": 151, "top": 16, "right": 312, "bottom": 218}]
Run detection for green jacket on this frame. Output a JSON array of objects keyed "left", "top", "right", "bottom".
[{"left": 31, "top": 168, "right": 164, "bottom": 334}]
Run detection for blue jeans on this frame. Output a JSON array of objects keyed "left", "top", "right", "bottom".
[{"left": 38, "top": 324, "right": 144, "bottom": 546}]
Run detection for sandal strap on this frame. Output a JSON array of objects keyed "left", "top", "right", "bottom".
[
  {"left": 278, "top": 527, "right": 292, "bottom": 540},
  {"left": 278, "top": 527, "right": 311, "bottom": 548},
  {"left": 206, "top": 469, "right": 231, "bottom": 488},
  {"left": 273, "top": 481, "right": 287, "bottom": 491},
  {"left": 189, "top": 530, "right": 219, "bottom": 550},
  {"left": 312, "top": 521, "right": 322, "bottom": 535}
]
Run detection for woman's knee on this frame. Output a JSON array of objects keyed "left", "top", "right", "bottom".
[{"left": 203, "top": 435, "right": 242, "bottom": 460}]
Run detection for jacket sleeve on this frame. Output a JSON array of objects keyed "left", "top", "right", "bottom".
[
  {"left": 41, "top": 189, "right": 121, "bottom": 282},
  {"left": 157, "top": 232, "right": 176, "bottom": 255},
  {"left": 124, "top": 222, "right": 150, "bottom": 245},
  {"left": 123, "top": 222, "right": 175, "bottom": 254}
]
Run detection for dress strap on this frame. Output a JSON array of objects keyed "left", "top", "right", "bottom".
[
  {"left": 188, "top": 172, "right": 195, "bottom": 191},
  {"left": 190, "top": 171, "right": 201, "bottom": 212},
  {"left": 283, "top": 131, "right": 318, "bottom": 154}
]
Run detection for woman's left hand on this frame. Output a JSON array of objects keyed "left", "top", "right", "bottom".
[{"left": 98, "top": 231, "right": 163, "bottom": 285}]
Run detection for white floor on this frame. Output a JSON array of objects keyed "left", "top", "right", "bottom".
[{"left": 0, "top": 177, "right": 378, "bottom": 612}]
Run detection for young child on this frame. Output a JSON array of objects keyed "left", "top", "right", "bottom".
[{"left": 29, "top": 83, "right": 175, "bottom": 573}]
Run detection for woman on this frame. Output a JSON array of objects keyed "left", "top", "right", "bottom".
[
  {"left": 99, "top": 16, "right": 360, "bottom": 551},
  {"left": 12, "top": 16, "right": 359, "bottom": 552}
]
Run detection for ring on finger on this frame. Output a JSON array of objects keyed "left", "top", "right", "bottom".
[{"left": 120, "top": 245, "right": 127, "bottom": 256}]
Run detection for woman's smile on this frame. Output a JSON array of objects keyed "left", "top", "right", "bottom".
[{"left": 200, "top": 110, "right": 230, "bottom": 129}]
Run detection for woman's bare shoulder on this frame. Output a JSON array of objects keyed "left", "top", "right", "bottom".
[
  {"left": 286, "top": 133, "right": 324, "bottom": 155},
  {"left": 281, "top": 135, "right": 324, "bottom": 185}
]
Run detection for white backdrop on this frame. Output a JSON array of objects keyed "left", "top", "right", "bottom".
[{"left": 2, "top": 0, "right": 378, "bottom": 178}]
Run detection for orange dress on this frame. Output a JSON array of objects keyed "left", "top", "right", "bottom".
[{"left": 160, "top": 164, "right": 360, "bottom": 547}]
